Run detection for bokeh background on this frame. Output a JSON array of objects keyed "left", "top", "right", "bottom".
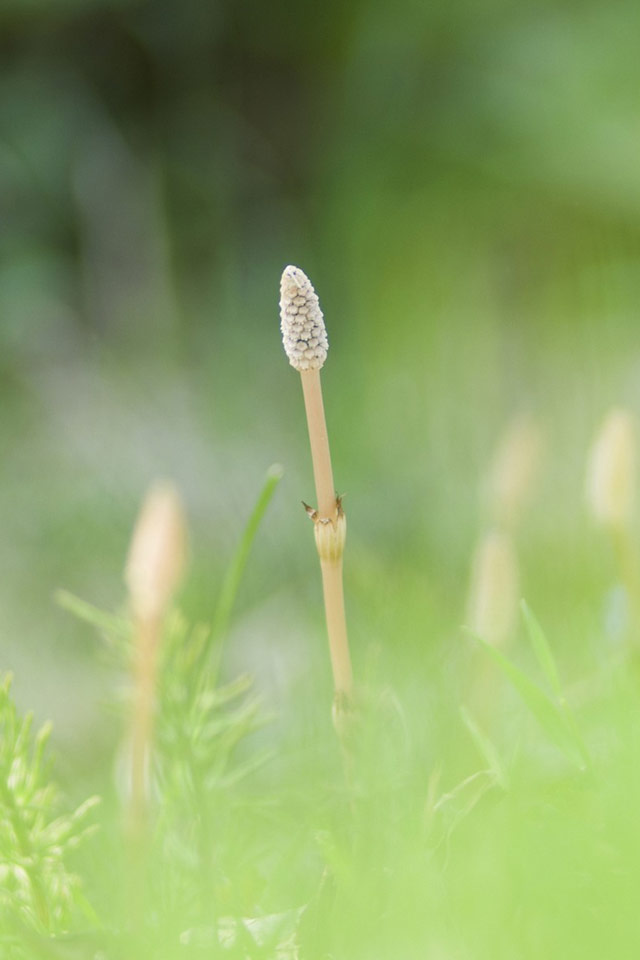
[{"left": 2, "top": 0, "right": 640, "bottom": 788}]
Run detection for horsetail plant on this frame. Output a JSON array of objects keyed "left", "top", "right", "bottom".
[
  {"left": 468, "top": 414, "right": 543, "bottom": 650},
  {"left": 124, "top": 482, "right": 186, "bottom": 844},
  {"left": 466, "top": 416, "right": 543, "bottom": 728},
  {"left": 586, "top": 408, "right": 636, "bottom": 531},
  {"left": 279, "top": 265, "right": 353, "bottom": 735},
  {"left": 586, "top": 407, "right": 640, "bottom": 645}
]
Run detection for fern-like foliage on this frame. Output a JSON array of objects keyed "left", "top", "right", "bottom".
[
  {"left": 0, "top": 674, "right": 99, "bottom": 939},
  {"left": 151, "top": 615, "right": 272, "bottom": 926}
]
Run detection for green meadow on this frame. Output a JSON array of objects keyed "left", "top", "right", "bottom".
[{"left": 2, "top": 1, "right": 640, "bottom": 956}]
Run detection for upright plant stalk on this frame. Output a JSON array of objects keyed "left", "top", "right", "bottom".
[
  {"left": 279, "top": 265, "right": 353, "bottom": 730},
  {"left": 468, "top": 415, "right": 543, "bottom": 648},
  {"left": 586, "top": 408, "right": 640, "bottom": 645},
  {"left": 124, "top": 481, "right": 186, "bottom": 911},
  {"left": 466, "top": 415, "right": 543, "bottom": 727}
]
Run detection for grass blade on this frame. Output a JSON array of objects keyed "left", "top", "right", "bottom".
[
  {"left": 55, "top": 590, "right": 129, "bottom": 639},
  {"left": 460, "top": 707, "right": 509, "bottom": 789},
  {"left": 521, "top": 600, "right": 562, "bottom": 699},
  {"left": 205, "top": 463, "right": 284, "bottom": 662},
  {"left": 477, "top": 637, "right": 586, "bottom": 769},
  {"left": 521, "top": 603, "right": 592, "bottom": 769}
]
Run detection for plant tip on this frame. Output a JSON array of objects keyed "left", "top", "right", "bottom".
[
  {"left": 586, "top": 407, "right": 636, "bottom": 529},
  {"left": 279, "top": 265, "right": 328, "bottom": 371},
  {"left": 125, "top": 480, "right": 187, "bottom": 622}
]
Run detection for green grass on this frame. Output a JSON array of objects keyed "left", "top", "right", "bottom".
[
  {"left": 4, "top": 2, "right": 640, "bottom": 953},
  {"left": 4, "top": 439, "right": 640, "bottom": 958}
]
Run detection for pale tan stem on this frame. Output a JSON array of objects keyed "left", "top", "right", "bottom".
[
  {"left": 130, "top": 614, "right": 161, "bottom": 836},
  {"left": 301, "top": 369, "right": 337, "bottom": 521},
  {"left": 125, "top": 614, "right": 161, "bottom": 930},
  {"left": 320, "top": 558, "right": 353, "bottom": 697},
  {"left": 300, "top": 367, "right": 354, "bottom": 719}
]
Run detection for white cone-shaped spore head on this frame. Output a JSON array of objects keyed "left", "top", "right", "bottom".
[{"left": 279, "top": 265, "right": 328, "bottom": 371}]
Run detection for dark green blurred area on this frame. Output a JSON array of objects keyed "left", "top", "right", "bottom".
[{"left": 2, "top": 0, "right": 640, "bottom": 774}]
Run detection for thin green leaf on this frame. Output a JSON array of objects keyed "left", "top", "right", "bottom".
[
  {"left": 520, "top": 604, "right": 592, "bottom": 769},
  {"left": 521, "top": 600, "right": 562, "bottom": 699},
  {"left": 460, "top": 707, "right": 509, "bottom": 790},
  {"left": 478, "top": 637, "right": 586, "bottom": 769},
  {"left": 55, "top": 591, "right": 129, "bottom": 640},
  {"left": 205, "top": 463, "right": 284, "bottom": 663},
  {"left": 431, "top": 770, "right": 497, "bottom": 849},
  {"left": 216, "top": 747, "right": 277, "bottom": 788},
  {"left": 203, "top": 674, "right": 255, "bottom": 709}
]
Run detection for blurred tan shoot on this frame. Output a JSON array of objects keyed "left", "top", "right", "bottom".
[
  {"left": 586, "top": 408, "right": 640, "bottom": 642},
  {"left": 125, "top": 481, "right": 187, "bottom": 837}
]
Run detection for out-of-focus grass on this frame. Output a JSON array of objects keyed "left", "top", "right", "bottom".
[{"left": 3, "top": 0, "right": 640, "bottom": 954}]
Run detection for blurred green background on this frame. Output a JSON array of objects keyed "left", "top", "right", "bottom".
[{"left": 2, "top": 0, "right": 640, "bottom": 795}]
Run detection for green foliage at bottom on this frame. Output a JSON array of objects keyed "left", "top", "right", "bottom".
[{"left": 5, "top": 470, "right": 640, "bottom": 958}]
